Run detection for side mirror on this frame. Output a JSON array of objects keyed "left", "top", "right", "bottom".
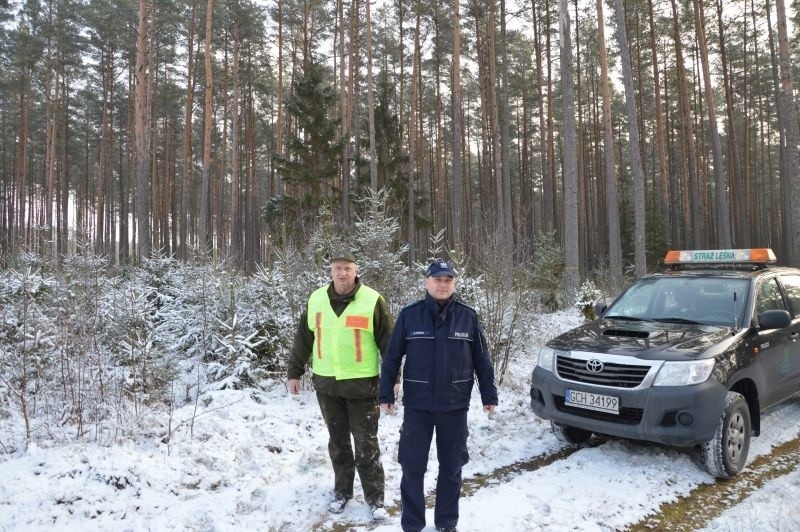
[
  {"left": 594, "top": 301, "right": 608, "bottom": 318},
  {"left": 758, "top": 309, "right": 791, "bottom": 330}
]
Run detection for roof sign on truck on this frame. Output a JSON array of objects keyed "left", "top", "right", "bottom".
[{"left": 664, "top": 248, "right": 777, "bottom": 265}]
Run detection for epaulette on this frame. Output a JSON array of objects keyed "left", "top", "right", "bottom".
[
  {"left": 401, "top": 299, "right": 426, "bottom": 312},
  {"left": 453, "top": 299, "right": 477, "bottom": 314}
]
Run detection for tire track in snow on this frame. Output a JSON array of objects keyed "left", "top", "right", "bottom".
[
  {"left": 317, "top": 401, "right": 800, "bottom": 530},
  {"left": 315, "top": 440, "right": 604, "bottom": 531},
  {"left": 628, "top": 434, "right": 800, "bottom": 531}
]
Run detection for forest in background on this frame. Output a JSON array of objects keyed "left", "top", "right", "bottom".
[{"left": 2, "top": 0, "right": 800, "bottom": 298}]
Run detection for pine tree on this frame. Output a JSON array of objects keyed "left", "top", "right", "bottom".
[{"left": 271, "top": 58, "right": 345, "bottom": 237}]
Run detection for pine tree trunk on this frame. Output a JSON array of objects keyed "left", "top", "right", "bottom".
[
  {"left": 647, "top": 0, "right": 670, "bottom": 244},
  {"left": 347, "top": 0, "right": 361, "bottom": 226},
  {"left": 717, "top": 0, "right": 744, "bottom": 245},
  {"left": 119, "top": 68, "right": 130, "bottom": 263},
  {"left": 366, "top": 0, "right": 377, "bottom": 209},
  {"left": 217, "top": 32, "right": 228, "bottom": 259},
  {"left": 775, "top": 0, "right": 800, "bottom": 265},
  {"left": 546, "top": 3, "right": 556, "bottom": 236},
  {"left": 59, "top": 76, "right": 69, "bottom": 260},
  {"left": 670, "top": 0, "right": 701, "bottom": 248},
  {"left": 693, "top": 0, "right": 731, "bottom": 247},
  {"left": 451, "top": 0, "right": 464, "bottom": 247},
  {"left": 99, "top": 49, "right": 113, "bottom": 257},
  {"left": 433, "top": 12, "right": 444, "bottom": 239},
  {"left": 406, "top": 2, "right": 421, "bottom": 262},
  {"left": 614, "top": 0, "right": 646, "bottom": 277},
  {"left": 766, "top": 0, "right": 787, "bottom": 259},
  {"left": 47, "top": 70, "right": 60, "bottom": 262},
  {"left": 338, "top": 0, "right": 349, "bottom": 228},
  {"left": 198, "top": 0, "right": 214, "bottom": 255},
  {"left": 560, "top": 0, "right": 580, "bottom": 298},
  {"left": 272, "top": 0, "right": 284, "bottom": 208},
  {"left": 498, "top": 0, "right": 513, "bottom": 248},
  {"left": 230, "top": 18, "right": 242, "bottom": 265},
  {"left": 180, "top": 0, "right": 197, "bottom": 259},
  {"left": 531, "top": 0, "right": 548, "bottom": 236},
  {"left": 149, "top": 18, "right": 160, "bottom": 256},
  {"left": 44, "top": 21, "right": 59, "bottom": 262},
  {"left": 135, "top": 0, "right": 152, "bottom": 261},
  {"left": 596, "top": 0, "right": 622, "bottom": 291},
  {"left": 486, "top": 3, "right": 502, "bottom": 238}
]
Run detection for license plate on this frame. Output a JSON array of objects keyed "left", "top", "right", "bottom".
[{"left": 565, "top": 388, "right": 619, "bottom": 414}]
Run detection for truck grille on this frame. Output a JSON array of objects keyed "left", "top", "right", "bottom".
[
  {"left": 554, "top": 394, "right": 643, "bottom": 424},
  {"left": 556, "top": 355, "right": 651, "bottom": 388}
]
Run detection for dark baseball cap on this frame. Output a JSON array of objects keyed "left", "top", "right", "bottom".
[{"left": 426, "top": 259, "right": 456, "bottom": 278}]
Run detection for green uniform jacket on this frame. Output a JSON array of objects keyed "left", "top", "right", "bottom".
[{"left": 288, "top": 279, "right": 394, "bottom": 398}]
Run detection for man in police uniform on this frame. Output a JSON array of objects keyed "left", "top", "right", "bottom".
[
  {"left": 287, "top": 252, "right": 393, "bottom": 520},
  {"left": 379, "top": 260, "right": 498, "bottom": 532}
]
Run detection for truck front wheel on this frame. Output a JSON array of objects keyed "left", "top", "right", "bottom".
[{"left": 701, "top": 391, "right": 751, "bottom": 478}]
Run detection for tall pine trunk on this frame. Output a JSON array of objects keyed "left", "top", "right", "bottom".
[
  {"left": 180, "top": 0, "right": 197, "bottom": 259},
  {"left": 560, "top": 0, "right": 579, "bottom": 297},
  {"left": 366, "top": 0, "right": 377, "bottom": 209},
  {"left": 647, "top": 0, "right": 670, "bottom": 244},
  {"left": 614, "top": 0, "right": 646, "bottom": 276},
  {"left": 198, "top": 0, "right": 214, "bottom": 255},
  {"left": 498, "top": 0, "right": 513, "bottom": 249},
  {"left": 670, "top": 0, "right": 701, "bottom": 248},
  {"left": 693, "top": 0, "right": 731, "bottom": 247},
  {"left": 338, "top": 0, "right": 350, "bottom": 228},
  {"left": 230, "top": 18, "right": 242, "bottom": 265},
  {"left": 135, "top": 0, "right": 151, "bottom": 261},
  {"left": 775, "top": 0, "right": 800, "bottom": 265},
  {"left": 596, "top": 0, "right": 622, "bottom": 291},
  {"left": 451, "top": 0, "right": 464, "bottom": 247}
]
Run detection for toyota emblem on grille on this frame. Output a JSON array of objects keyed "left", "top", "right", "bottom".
[{"left": 586, "top": 359, "right": 604, "bottom": 373}]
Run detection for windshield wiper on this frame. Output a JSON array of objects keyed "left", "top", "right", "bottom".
[
  {"left": 652, "top": 317, "right": 702, "bottom": 325},
  {"left": 605, "top": 315, "right": 649, "bottom": 321}
]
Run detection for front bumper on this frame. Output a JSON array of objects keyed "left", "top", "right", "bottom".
[{"left": 530, "top": 366, "right": 728, "bottom": 446}]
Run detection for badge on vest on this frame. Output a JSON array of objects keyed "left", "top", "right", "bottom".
[{"left": 346, "top": 315, "right": 370, "bottom": 329}]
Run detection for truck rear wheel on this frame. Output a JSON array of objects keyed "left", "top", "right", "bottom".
[{"left": 701, "top": 391, "right": 751, "bottom": 478}]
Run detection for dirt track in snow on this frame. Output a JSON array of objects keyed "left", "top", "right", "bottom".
[{"left": 315, "top": 422, "right": 800, "bottom": 531}]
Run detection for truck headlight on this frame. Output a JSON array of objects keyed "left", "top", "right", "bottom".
[
  {"left": 653, "top": 359, "right": 714, "bottom": 386},
  {"left": 536, "top": 345, "right": 557, "bottom": 372}
]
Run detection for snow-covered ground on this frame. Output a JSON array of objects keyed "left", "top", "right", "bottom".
[{"left": 2, "top": 310, "right": 800, "bottom": 531}]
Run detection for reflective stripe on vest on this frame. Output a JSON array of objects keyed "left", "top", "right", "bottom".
[{"left": 307, "top": 284, "right": 381, "bottom": 380}]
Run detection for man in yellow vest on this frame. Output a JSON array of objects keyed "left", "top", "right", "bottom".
[{"left": 287, "top": 252, "right": 393, "bottom": 521}]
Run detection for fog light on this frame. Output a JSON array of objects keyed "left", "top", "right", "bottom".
[
  {"left": 530, "top": 388, "right": 543, "bottom": 403},
  {"left": 677, "top": 412, "right": 694, "bottom": 426}
]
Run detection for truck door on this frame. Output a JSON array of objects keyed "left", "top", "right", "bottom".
[
  {"left": 754, "top": 277, "right": 795, "bottom": 407},
  {"left": 776, "top": 275, "right": 800, "bottom": 398}
]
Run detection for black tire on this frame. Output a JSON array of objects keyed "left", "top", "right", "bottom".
[
  {"left": 701, "top": 391, "right": 751, "bottom": 478},
  {"left": 551, "top": 421, "right": 593, "bottom": 445}
]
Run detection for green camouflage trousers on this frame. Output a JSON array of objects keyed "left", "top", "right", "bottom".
[{"left": 316, "top": 391, "right": 385, "bottom": 506}]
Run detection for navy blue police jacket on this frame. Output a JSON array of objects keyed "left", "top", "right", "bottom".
[{"left": 378, "top": 293, "right": 498, "bottom": 411}]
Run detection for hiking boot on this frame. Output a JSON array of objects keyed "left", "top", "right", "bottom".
[
  {"left": 369, "top": 503, "right": 388, "bottom": 521},
  {"left": 328, "top": 497, "right": 350, "bottom": 514},
  {"left": 436, "top": 527, "right": 458, "bottom": 532}
]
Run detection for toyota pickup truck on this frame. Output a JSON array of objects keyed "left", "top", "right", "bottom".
[{"left": 530, "top": 248, "right": 800, "bottom": 477}]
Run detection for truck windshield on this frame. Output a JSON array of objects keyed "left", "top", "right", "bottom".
[{"left": 605, "top": 277, "right": 750, "bottom": 327}]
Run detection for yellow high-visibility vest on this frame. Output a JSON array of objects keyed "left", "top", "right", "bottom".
[{"left": 307, "top": 284, "right": 381, "bottom": 379}]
